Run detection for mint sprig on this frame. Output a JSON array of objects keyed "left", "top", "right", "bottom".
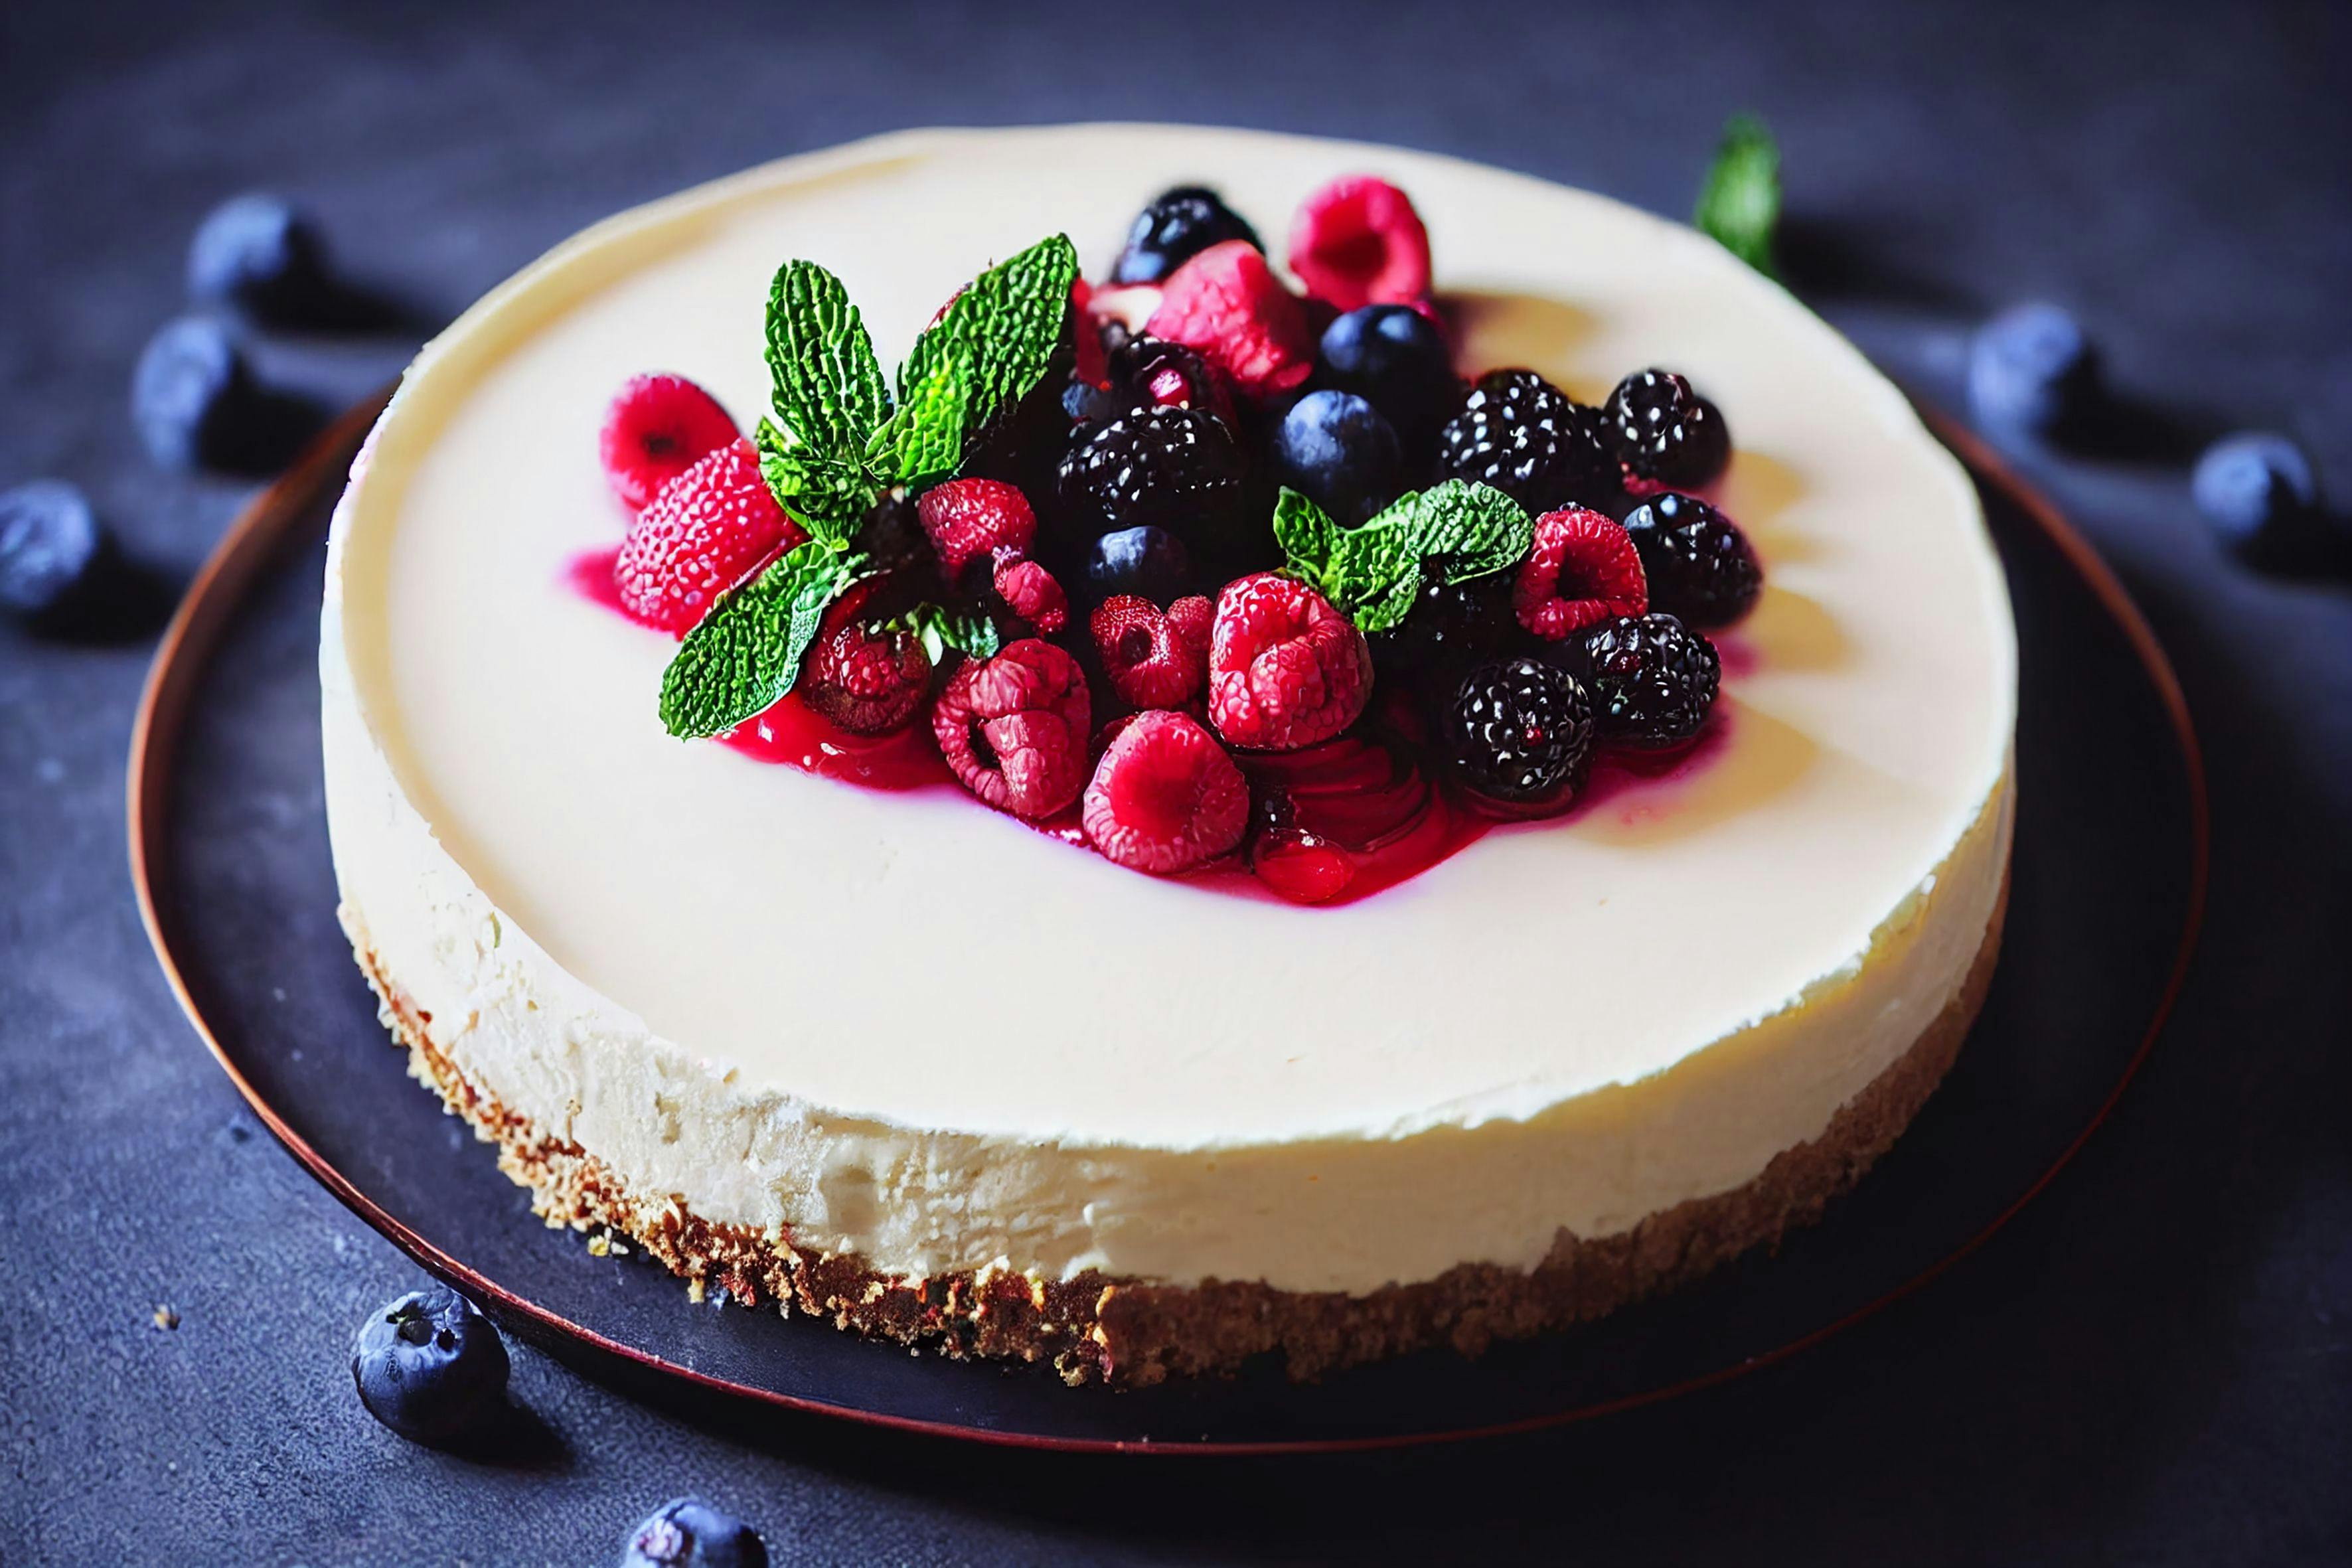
[
  {"left": 657, "top": 234, "right": 1075, "bottom": 739},
  {"left": 1695, "top": 114, "right": 1780, "bottom": 278},
  {"left": 1275, "top": 480, "right": 1533, "bottom": 634}
]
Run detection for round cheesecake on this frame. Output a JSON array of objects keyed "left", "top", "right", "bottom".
[{"left": 321, "top": 125, "right": 2015, "bottom": 1385}]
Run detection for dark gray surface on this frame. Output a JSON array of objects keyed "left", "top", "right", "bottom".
[{"left": 2, "top": 1, "right": 2347, "bottom": 1563}]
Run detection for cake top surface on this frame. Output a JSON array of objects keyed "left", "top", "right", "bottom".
[{"left": 333, "top": 124, "right": 2015, "bottom": 1146}]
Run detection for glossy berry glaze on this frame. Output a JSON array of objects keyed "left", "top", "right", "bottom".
[{"left": 567, "top": 548, "right": 1736, "bottom": 905}]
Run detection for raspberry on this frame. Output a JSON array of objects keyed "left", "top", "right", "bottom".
[
  {"left": 1435, "top": 369, "right": 1618, "bottom": 514},
  {"left": 1620, "top": 492, "right": 1761, "bottom": 628},
  {"left": 1206, "top": 574, "right": 1373, "bottom": 751},
  {"left": 801, "top": 582, "right": 931, "bottom": 736},
  {"left": 1514, "top": 507, "right": 1648, "bottom": 641},
  {"left": 612, "top": 437, "right": 804, "bottom": 635},
  {"left": 1287, "top": 176, "right": 1432, "bottom": 313},
  {"left": 1583, "top": 613, "right": 1721, "bottom": 749},
  {"left": 1090, "top": 593, "right": 1213, "bottom": 709},
  {"left": 930, "top": 640, "right": 1091, "bottom": 818},
  {"left": 1082, "top": 710, "right": 1249, "bottom": 874},
  {"left": 1056, "top": 405, "right": 1245, "bottom": 540},
  {"left": 917, "top": 477, "right": 1038, "bottom": 582},
  {"left": 598, "top": 374, "right": 739, "bottom": 513},
  {"left": 1604, "top": 368, "right": 1731, "bottom": 490},
  {"left": 1447, "top": 658, "right": 1594, "bottom": 807},
  {"left": 992, "top": 556, "right": 1068, "bottom": 635},
  {"left": 1144, "top": 240, "right": 1313, "bottom": 398}
]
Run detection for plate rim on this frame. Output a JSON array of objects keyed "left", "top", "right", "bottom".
[{"left": 125, "top": 388, "right": 2209, "bottom": 1456}]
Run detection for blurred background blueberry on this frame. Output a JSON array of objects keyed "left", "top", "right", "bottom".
[
  {"left": 1968, "top": 301, "right": 2098, "bottom": 439},
  {"left": 0, "top": 481, "right": 108, "bottom": 627},
  {"left": 2192, "top": 431, "right": 2325, "bottom": 560},
  {"left": 131, "top": 313, "right": 321, "bottom": 473},
  {"left": 187, "top": 192, "right": 331, "bottom": 323}
]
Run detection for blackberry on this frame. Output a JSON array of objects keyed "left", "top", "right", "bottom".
[
  {"left": 1604, "top": 368, "right": 1731, "bottom": 489},
  {"left": 1369, "top": 570, "right": 1517, "bottom": 690},
  {"left": 1056, "top": 404, "right": 1245, "bottom": 542},
  {"left": 1111, "top": 186, "right": 1263, "bottom": 286},
  {"left": 1447, "top": 657, "right": 1594, "bottom": 803},
  {"left": 1105, "top": 335, "right": 1227, "bottom": 421},
  {"left": 1583, "top": 613, "right": 1721, "bottom": 749},
  {"left": 1620, "top": 493, "right": 1761, "bottom": 627},
  {"left": 1434, "top": 369, "right": 1616, "bottom": 514}
]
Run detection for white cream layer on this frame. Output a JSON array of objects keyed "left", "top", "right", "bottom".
[{"left": 322, "top": 125, "right": 2015, "bottom": 1296}]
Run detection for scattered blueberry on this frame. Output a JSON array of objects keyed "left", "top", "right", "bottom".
[
  {"left": 2192, "top": 431, "right": 2321, "bottom": 554},
  {"left": 351, "top": 1286, "right": 510, "bottom": 1445},
  {"left": 1110, "top": 186, "right": 1263, "bottom": 286},
  {"left": 1968, "top": 303, "right": 2097, "bottom": 438},
  {"left": 0, "top": 481, "right": 107, "bottom": 627},
  {"left": 621, "top": 1498, "right": 769, "bottom": 1568},
  {"left": 187, "top": 193, "right": 329, "bottom": 323},
  {"left": 131, "top": 315, "right": 259, "bottom": 469},
  {"left": 1316, "top": 304, "right": 1458, "bottom": 454},
  {"left": 1087, "top": 525, "right": 1193, "bottom": 603},
  {"left": 1270, "top": 389, "right": 1403, "bottom": 525}
]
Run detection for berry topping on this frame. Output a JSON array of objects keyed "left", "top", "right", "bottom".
[
  {"left": 613, "top": 437, "right": 804, "bottom": 635},
  {"left": 992, "top": 556, "right": 1069, "bottom": 634},
  {"left": 2193, "top": 431, "right": 2326, "bottom": 559},
  {"left": 1057, "top": 404, "right": 1245, "bottom": 544},
  {"left": 186, "top": 193, "right": 331, "bottom": 324},
  {"left": 931, "top": 639, "right": 1092, "bottom": 817},
  {"left": 1206, "top": 573, "right": 1373, "bottom": 751},
  {"left": 599, "top": 373, "right": 740, "bottom": 513},
  {"left": 1620, "top": 492, "right": 1762, "bottom": 628},
  {"left": 1447, "top": 657, "right": 1595, "bottom": 808},
  {"left": 1514, "top": 506, "right": 1648, "bottom": 640},
  {"left": 1082, "top": 710, "right": 1250, "bottom": 874},
  {"left": 350, "top": 1286, "right": 510, "bottom": 1446},
  {"left": 1604, "top": 368, "right": 1731, "bottom": 490},
  {"left": 1316, "top": 303, "right": 1458, "bottom": 453},
  {"left": 1435, "top": 368, "right": 1617, "bottom": 514},
  {"left": 1583, "top": 612, "right": 1721, "bottom": 750},
  {"left": 1968, "top": 303, "right": 2096, "bottom": 438},
  {"left": 1105, "top": 335, "right": 1238, "bottom": 431},
  {"left": 621, "top": 1497, "right": 771, "bottom": 1568},
  {"left": 1270, "top": 388, "right": 1403, "bottom": 526},
  {"left": 917, "top": 476, "right": 1039, "bottom": 581},
  {"left": 1287, "top": 175, "right": 1432, "bottom": 312},
  {"left": 801, "top": 587, "right": 932, "bottom": 736},
  {"left": 1144, "top": 240, "right": 1314, "bottom": 398},
  {"left": 1087, "top": 524, "right": 1194, "bottom": 603},
  {"left": 0, "top": 480, "right": 108, "bottom": 629},
  {"left": 1090, "top": 593, "right": 1214, "bottom": 709},
  {"left": 1111, "top": 186, "right": 1264, "bottom": 286}
]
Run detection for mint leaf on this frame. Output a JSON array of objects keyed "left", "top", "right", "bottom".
[
  {"left": 898, "top": 234, "right": 1078, "bottom": 444},
  {"left": 1276, "top": 480, "right": 1533, "bottom": 633},
  {"left": 865, "top": 351, "right": 969, "bottom": 491},
  {"left": 754, "top": 418, "right": 872, "bottom": 548},
  {"left": 764, "top": 260, "right": 892, "bottom": 463},
  {"left": 892, "top": 601, "right": 1001, "bottom": 667},
  {"left": 1695, "top": 114, "right": 1780, "bottom": 278},
  {"left": 658, "top": 542, "right": 869, "bottom": 740}
]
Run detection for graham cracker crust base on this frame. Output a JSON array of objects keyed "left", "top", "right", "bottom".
[{"left": 352, "top": 884, "right": 2003, "bottom": 1387}]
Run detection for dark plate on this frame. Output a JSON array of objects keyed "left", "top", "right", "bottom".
[{"left": 129, "top": 394, "right": 2204, "bottom": 1454}]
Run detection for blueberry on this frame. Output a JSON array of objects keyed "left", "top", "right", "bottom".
[
  {"left": 0, "top": 481, "right": 107, "bottom": 625},
  {"left": 1087, "top": 525, "right": 1193, "bottom": 602},
  {"left": 187, "top": 193, "right": 329, "bottom": 323},
  {"left": 1111, "top": 186, "right": 1263, "bottom": 285},
  {"left": 1968, "top": 303, "right": 2097, "bottom": 437},
  {"left": 621, "top": 1498, "right": 769, "bottom": 1568},
  {"left": 1316, "top": 305, "right": 1456, "bottom": 451},
  {"left": 2193, "top": 431, "right": 2321, "bottom": 552},
  {"left": 131, "top": 315, "right": 259, "bottom": 469},
  {"left": 351, "top": 1286, "right": 509, "bottom": 1445},
  {"left": 1271, "top": 390, "right": 1403, "bottom": 526}
]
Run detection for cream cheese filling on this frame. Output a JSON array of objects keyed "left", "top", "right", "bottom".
[{"left": 321, "top": 125, "right": 2017, "bottom": 1296}]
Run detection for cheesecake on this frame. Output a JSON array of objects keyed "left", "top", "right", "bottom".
[{"left": 320, "top": 124, "right": 2015, "bottom": 1385}]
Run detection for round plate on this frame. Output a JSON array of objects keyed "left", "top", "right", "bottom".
[{"left": 130, "top": 393, "right": 2204, "bottom": 1454}]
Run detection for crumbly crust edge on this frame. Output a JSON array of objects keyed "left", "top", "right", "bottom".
[{"left": 351, "top": 881, "right": 2003, "bottom": 1389}]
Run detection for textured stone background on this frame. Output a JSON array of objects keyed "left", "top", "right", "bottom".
[{"left": 2, "top": 1, "right": 2347, "bottom": 1563}]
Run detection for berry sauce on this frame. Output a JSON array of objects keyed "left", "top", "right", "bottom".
[{"left": 566, "top": 556, "right": 1735, "bottom": 906}]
